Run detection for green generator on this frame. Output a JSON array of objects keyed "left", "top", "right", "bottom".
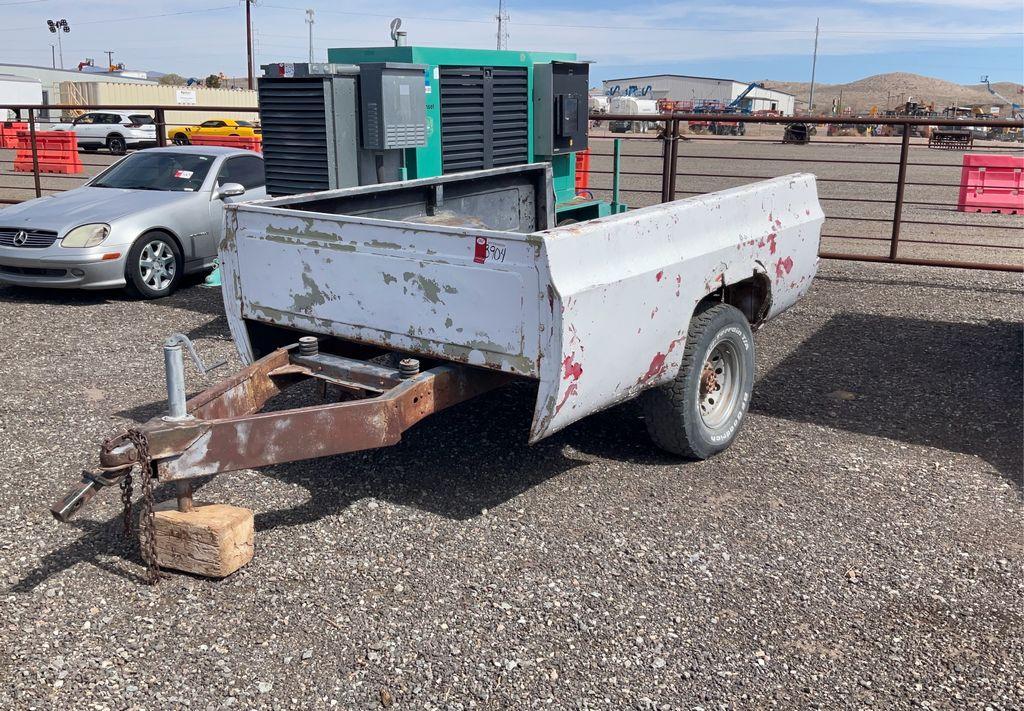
[{"left": 258, "top": 47, "right": 609, "bottom": 222}]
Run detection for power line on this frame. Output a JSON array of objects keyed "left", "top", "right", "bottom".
[{"left": 0, "top": 5, "right": 237, "bottom": 32}]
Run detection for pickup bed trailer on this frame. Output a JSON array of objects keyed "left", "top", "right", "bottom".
[{"left": 51, "top": 164, "right": 824, "bottom": 578}]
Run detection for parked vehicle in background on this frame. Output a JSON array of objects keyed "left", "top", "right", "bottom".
[
  {"left": 168, "top": 118, "right": 262, "bottom": 145},
  {"left": 0, "top": 146, "right": 266, "bottom": 298},
  {"left": 51, "top": 111, "right": 157, "bottom": 155}
]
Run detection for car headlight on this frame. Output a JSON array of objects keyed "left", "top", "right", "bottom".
[{"left": 61, "top": 223, "right": 110, "bottom": 248}]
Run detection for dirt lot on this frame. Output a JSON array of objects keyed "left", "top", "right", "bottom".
[{"left": 0, "top": 257, "right": 1021, "bottom": 709}]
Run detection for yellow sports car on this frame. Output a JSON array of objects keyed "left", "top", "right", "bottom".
[{"left": 168, "top": 119, "right": 261, "bottom": 145}]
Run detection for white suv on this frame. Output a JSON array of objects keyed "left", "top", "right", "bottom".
[{"left": 52, "top": 111, "right": 157, "bottom": 155}]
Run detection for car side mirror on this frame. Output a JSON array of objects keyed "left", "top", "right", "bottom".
[{"left": 216, "top": 182, "right": 246, "bottom": 199}]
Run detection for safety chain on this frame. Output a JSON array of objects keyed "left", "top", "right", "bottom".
[{"left": 119, "top": 429, "right": 161, "bottom": 585}]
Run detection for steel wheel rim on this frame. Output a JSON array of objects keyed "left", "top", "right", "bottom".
[
  {"left": 699, "top": 340, "right": 741, "bottom": 429},
  {"left": 139, "top": 240, "right": 175, "bottom": 291}
]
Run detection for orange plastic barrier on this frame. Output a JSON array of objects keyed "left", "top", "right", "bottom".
[
  {"left": 0, "top": 122, "right": 28, "bottom": 149},
  {"left": 13, "top": 130, "right": 83, "bottom": 174},
  {"left": 188, "top": 135, "right": 262, "bottom": 153},
  {"left": 957, "top": 154, "right": 1023, "bottom": 214},
  {"left": 574, "top": 149, "right": 590, "bottom": 192}
]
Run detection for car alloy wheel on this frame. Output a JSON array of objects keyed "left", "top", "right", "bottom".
[
  {"left": 138, "top": 239, "right": 176, "bottom": 291},
  {"left": 107, "top": 135, "right": 127, "bottom": 155}
]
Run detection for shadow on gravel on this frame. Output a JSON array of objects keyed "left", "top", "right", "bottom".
[
  {"left": 13, "top": 381, "right": 679, "bottom": 588},
  {"left": 253, "top": 382, "right": 598, "bottom": 529},
  {"left": 10, "top": 517, "right": 149, "bottom": 592},
  {"left": 752, "top": 313, "right": 1023, "bottom": 485}
]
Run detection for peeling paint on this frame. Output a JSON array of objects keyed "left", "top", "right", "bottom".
[{"left": 774, "top": 256, "right": 795, "bottom": 281}]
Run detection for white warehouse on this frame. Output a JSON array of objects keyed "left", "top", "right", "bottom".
[{"left": 602, "top": 74, "right": 796, "bottom": 115}]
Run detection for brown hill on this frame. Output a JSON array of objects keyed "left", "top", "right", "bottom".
[{"left": 763, "top": 72, "right": 1021, "bottom": 114}]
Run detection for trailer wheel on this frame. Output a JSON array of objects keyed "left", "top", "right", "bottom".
[{"left": 641, "top": 303, "right": 754, "bottom": 459}]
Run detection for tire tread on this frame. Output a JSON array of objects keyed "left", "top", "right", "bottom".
[{"left": 641, "top": 302, "right": 749, "bottom": 458}]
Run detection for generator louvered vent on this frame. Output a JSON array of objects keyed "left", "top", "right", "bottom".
[
  {"left": 257, "top": 78, "right": 331, "bottom": 196},
  {"left": 440, "top": 66, "right": 528, "bottom": 174}
]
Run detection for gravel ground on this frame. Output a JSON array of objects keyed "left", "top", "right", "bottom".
[{"left": 0, "top": 258, "right": 1021, "bottom": 710}]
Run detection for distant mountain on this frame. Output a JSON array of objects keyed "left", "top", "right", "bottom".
[{"left": 762, "top": 72, "right": 1022, "bottom": 114}]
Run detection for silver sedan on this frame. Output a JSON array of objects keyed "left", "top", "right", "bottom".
[{"left": 0, "top": 146, "right": 266, "bottom": 298}]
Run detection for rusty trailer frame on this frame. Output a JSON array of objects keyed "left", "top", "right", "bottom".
[{"left": 51, "top": 342, "right": 506, "bottom": 522}]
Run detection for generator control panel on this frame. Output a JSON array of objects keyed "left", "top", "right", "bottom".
[{"left": 533, "top": 61, "right": 589, "bottom": 156}]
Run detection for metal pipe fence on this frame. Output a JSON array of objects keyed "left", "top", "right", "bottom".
[
  {"left": 583, "top": 113, "right": 1023, "bottom": 272},
  {"left": 1, "top": 103, "right": 1021, "bottom": 272}
]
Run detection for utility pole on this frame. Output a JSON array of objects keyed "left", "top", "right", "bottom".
[
  {"left": 807, "top": 17, "right": 819, "bottom": 115},
  {"left": 495, "top": 0, "right": 509, "bottom": 51},
  {"left": 49, "top": 44, "right": 56, "bottom": 69},
  {"left": 104, "top": 50, "right": 115, "bottom": 71},
  {"left": 245, "top": 0, "right": 255, "bottom": 90},
  {"left": 305, "top": 9, "right": 315, "bottom": 64}
]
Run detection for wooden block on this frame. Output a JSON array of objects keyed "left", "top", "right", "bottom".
[{"left": 152, "top": 502, "right": 254, "bottom": 578}]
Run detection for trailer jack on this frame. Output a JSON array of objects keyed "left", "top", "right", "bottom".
[{"left": 51, "top": 336, "right": 507, "bottom": 524}]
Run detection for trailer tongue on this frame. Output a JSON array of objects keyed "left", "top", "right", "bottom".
[{"left": 50, "top": 163, "right": 824, "bottom": 580}]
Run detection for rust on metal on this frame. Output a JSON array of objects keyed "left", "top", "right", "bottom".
[{"left": 50, "top": 346, "right": 507, "bottom": 521}]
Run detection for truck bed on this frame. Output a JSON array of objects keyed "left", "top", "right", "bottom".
[{"left": 221, "top": 163, "right": 824, "bottom": 440}]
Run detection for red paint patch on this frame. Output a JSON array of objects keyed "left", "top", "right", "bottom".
[
  {"left": 562, "top": 354, "right": 583, "bottom": 381},
  {"left": 774, "top": 256, "right": 794, "bottom": 281},
  {"left": 637, "top": 336, "right": 686, "bottom": 384},
  {"left": 655, "top": 270, "right": 664, "bottom": 282},
  {"left": 641, "top": 352, "right": 668, "bottom": 382},
  {"left": 767, "top": 233, "right": 777, "bottom": 255},
  {"left": 774, "top": 218, "right": 782, "bottom": 228},
  {"left": 473, "top": 236, "right": 487, "bottom": 264}
]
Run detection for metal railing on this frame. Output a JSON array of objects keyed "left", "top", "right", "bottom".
[
  {"left": 586, "top": 112, "right": 1023, "bottom": 272},
  {"left": 0, "top": 103, "right": 257, "bottom": 204},
  {"left": 1, "top": 103, "right": 1021, "bottom": 272}
]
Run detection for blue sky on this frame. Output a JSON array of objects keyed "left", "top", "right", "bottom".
[{"left": 0, "top": 0, "right": 1021, "bottom": 85}]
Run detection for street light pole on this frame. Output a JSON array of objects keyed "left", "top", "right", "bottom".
[{"left": 46, "top": 19, "right": 70, "bottom": 69}]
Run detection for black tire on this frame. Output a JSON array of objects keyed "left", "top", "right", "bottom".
[
  {"left": 172, "top": 133, "right": 190, "bottom": 145},
  {"left": 107, "top": 134, "right": 127, "bottom": 155},
  {"left": 124, "top": 232, "right": 182, "bottom": 299},
  {"left": 641, "top": 303, "right": 754, "bottom": 459}
]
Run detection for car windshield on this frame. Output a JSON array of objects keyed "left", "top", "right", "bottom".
[{"left": 90, "top": 152, "right": 214, "bottom": 192}]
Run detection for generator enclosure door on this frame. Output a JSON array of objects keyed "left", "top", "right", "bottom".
[
  {"left": 533, "top": 61, "right": 589, "bottom": 156},
  {"left": 358, "top": 62, "right": 428, "bottom": 150}
]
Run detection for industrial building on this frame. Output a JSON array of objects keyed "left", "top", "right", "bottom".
[
  {"left": 602, "top": 74, "right": 796, "bottom": 115},
  {"left": 0, "top": 63, "right": 156, "bottom": 120}
]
